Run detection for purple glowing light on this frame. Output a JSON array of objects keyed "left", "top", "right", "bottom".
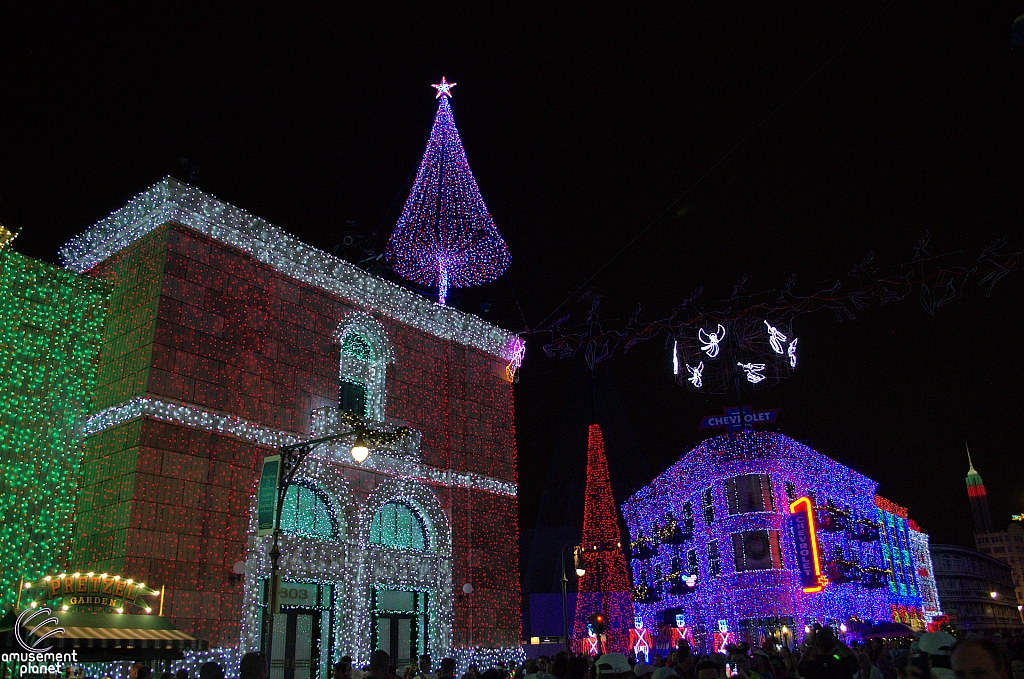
[{"left": 386, "top": 80, "right": 511, "bottom": 305}]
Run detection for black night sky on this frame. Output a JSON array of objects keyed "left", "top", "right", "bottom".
[{"left": 1, "top": 5, "right": 1021, "bottom": 567}]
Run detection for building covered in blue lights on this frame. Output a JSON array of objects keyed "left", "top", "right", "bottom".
[{"left": 622, "top": 431, "right": 939, "bottom": 653}]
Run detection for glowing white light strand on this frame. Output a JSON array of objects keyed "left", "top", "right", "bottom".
[
  {"left": 672, "top": 341, "right": 679, "bottom": 375},
  {"left": 83, "top": 397, "right": 516, "bottom": 497},
  {"left": 788, "top": 337, "right": 798, "bottom": 368},
  {"left": 698, "top": 325, "right": 726, "bottom": 359},
  {"left": 686, "top": 361, "right": 704, "bottom": 389},
  {"left": 57, "top": 178, "right": 522, "bottom": 362},
  {"left": 737, "top": 362, "right": 766, "bottom": 384},
  {"left": 764, "top": 321, "right": 788, "bottom": 354}
]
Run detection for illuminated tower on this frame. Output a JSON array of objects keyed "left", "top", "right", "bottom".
[
  {"left": 966, "top": 445, "right": 993, "bottom": 534},
  {"left": 572, "top": 424, "right": 634, "bottom": 653}
]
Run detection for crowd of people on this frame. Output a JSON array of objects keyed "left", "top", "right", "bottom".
[{"left": 156, "top": 628, "right": 1024, "bottom": 679}]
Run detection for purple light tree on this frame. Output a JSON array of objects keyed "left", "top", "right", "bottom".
[{"left": 385, "top": 77, "right": 511, "bottom": 305}]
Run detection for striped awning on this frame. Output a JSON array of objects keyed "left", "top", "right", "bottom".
[{"left": 29, "top": 625, "right": 206, "bottom": 650}]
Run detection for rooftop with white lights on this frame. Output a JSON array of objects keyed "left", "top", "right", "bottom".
[{"left": 59, "top": 177, "right": 523, "bottom": 361}]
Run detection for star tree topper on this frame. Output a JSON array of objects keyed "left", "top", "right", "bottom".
[{"left": 431, "top": 76, "right": 456, "bottom": 99}]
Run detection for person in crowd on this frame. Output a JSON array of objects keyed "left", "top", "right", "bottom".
[
  {"left": 566, "top": 656, "right": 590, "bottom": 679},
  {"left": 751, "top": 650, "right": 775, "bottom": 679},
  {"left": 415, "top": 656, "right": 434, "bottom": 679},
  {"left": 130, "top": 664, "right": 145, "bottom": 679},
  {"left": 461, "top": 666, "right": 482, "bottom": 679},
  {"left": 175, "top": 670, "right": 189, "bottom": 679},
  {"left": 635, "top": 661, "right": 656, "bottom": 679},
  {"left": 725, "top": 645, "right": 754, "bottom": 679},
  {"left": 950, "top": 638, "right": 1009, "bottom": 679},
  {"left": 241, "top": 653, "right": 269, "bottom": 679},
  {"left": 481, "top": 669, "right": 503, "bottom": 679},
  {"left": 676, "top": 643, "right": 697, "bottom": 679},
  {"left": 436, "top": 658, "right": 457, "bottom": 679},
  {"left": 654, "top": 667, "right": 682, "bottom": 679},
  {"left": 696, "top": 660, "right": 722, "bottom": 679},
  {"left": 797, "top": 627, "right": 857, "bottom": 679},
  {"left": 404, "top": 665, "right": 420, "bottom": 679},
  {"left": 855, "top": 653, "right": 883, "bottom": 679},
  {"left": 551, "top": 654, "right": 570, "bottom": 679},
  {"left": 595, "top": 654, "right": 636, "bottom": 679},
  {"left": 909, "top": 632, "right": 957, "bottom": 679},
  {"left": 366, "top": 651, "right": 393, "bottom": 679},
  {"left": 161, "top": 671, "right": 174, "bottom": 679},
  {"left": 868, "top": 640, "right": 896, "bottom": 679}
]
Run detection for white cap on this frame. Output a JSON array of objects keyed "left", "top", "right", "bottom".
[{"left": 914, "top": 632, "right": 957, "bottom": 656}]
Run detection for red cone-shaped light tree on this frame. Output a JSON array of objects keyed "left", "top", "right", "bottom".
[
  {"left": 572, "top": 423, "right": 635, "bottom": 654},
  {"left": 385, "top": 77, "right": 511, "bottom": 305}
]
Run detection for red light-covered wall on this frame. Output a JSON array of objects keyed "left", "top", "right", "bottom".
[{"left": 72, "top": 224, "right": 520, "bottom": 648}]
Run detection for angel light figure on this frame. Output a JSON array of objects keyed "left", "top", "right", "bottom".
[
  {"left": 764, "top": 321, "right": 788, "bottom": 354},
  {"left": 686, "top": 361, "right": 704, "bottom": 389},
  {"left": 698, "top": 324, "right": 726, "bottom": 358},
  {"left": 737, "top": 362, "right": 766, "bottom": 384}
]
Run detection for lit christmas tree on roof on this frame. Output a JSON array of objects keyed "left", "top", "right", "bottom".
[{"left": 385, "top": 77, "right": 511, "bottom": 305}]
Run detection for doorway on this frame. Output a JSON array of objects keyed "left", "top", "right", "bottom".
[
  {"left": 270, "top": 609, "right": 322, "bottom": 679},
  {"left": 371, "top": 589, "right": 428, "bottom": 666}
]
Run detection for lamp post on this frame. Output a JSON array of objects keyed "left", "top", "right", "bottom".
[
  {"left": 561, "top": 542, "right": 584, "bottom": 652},
  {"left": 263, "top": 424, "right": 376, "bottom": 662}
]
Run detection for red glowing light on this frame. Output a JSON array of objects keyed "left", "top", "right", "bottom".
[{"left": 789, "top": 496, "right": 827, "bottom": 593}]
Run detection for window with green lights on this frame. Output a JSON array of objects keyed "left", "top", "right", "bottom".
[
  {"left": 280, "top": 483, "right": 338, "bottom": 540},
  {"left": 370, "top": 502, "right": 427, "bottom": 551}
]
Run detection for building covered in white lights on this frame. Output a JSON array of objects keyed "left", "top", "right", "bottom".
[{"left": 60, "top": 178, "right": 525, "bottom": 674}]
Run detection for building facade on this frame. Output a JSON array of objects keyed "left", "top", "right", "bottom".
[
  {"left": 59, "top": 178, "right": 523, "bottom": 670},
  {"left": 621, "top": 432, "right": 934, "bottom": 652},
  {"left": 0, "top": 247, "right": 107, "bottom": 614},
  {"left": 930, "top": 544, "right": 1022, "bottom": 635},
  {"left": 964, "top": 454, "right": 1024, "bottom": 616}
]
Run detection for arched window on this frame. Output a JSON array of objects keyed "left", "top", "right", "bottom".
[
  {"left": 336, "top": 315, "right": 393, "bottom": 422},
  {"left": 370, "top": 502, "right": 427, "bottom": 551},
  {"left": 280, "top": 483, "right": 338, "bottom": 540},
  {"left": 342, "top": 332, "right": 375, "bottom": 362}
]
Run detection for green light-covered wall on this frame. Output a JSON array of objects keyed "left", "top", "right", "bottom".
[{"left": 0, "top": 249, "right": 107, "bottom": 614}]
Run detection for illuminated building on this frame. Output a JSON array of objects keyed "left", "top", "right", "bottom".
[
  {"left": 0, "top": 247, "right": 106, "bottom": 615},
  {"left": 964, "top": 451, "right": 1024, "bottom": 616},
  {"left": 621, "top": 431, "right": 935, "bottom": 651},
  {"left": 59, "top": 178, "right": 524, "bottom": 671}
]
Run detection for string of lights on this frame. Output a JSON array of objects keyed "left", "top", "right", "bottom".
[
  {"left": 572, "top": 424, "right": 634, "bottom": 652},
  {"left": 621, "top": 432, "right": 929, "bottom": 649},
  {"left": 0, "top": 249, "right": 107, "bottom": 615},
  {"left": 58, "top": 177, "right": 522, "bottom": 362},
  {"left": 535, "top": 235, "right": 1021, "bottom": 371}
]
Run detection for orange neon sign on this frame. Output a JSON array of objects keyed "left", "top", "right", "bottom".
[{"left": 789, "top": 496, "right": 828, "bottom": 593}]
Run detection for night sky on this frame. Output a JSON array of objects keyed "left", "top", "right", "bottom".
[{"left": 1, "top": 5, "right": 1021, "bottom": 558}]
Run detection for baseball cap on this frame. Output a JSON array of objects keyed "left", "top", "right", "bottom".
[
  {"left": 652, "top": 668, "right": 680, "bottom": 679},
  {"left": 596, "top": 654, "right": 632, "bottom": 676},
  {"left": 633, "top": 664, "right": 656, "bottom": 678},
  {"left": 914, "top": 632, "right": 957, "bottom": 656}
]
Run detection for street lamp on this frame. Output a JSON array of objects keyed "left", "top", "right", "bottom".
[
  {"left": 990, "top": 591, "right": 999, "bottom": 599},
  {"left": 561, "top": 542, "right": 584, "bottom": 652},
  {"left": 263, "top": 420, "right": 406, "bottom": 662},
  {"left": 350, "top": 434, "right": 369, "bottom": 462}
]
